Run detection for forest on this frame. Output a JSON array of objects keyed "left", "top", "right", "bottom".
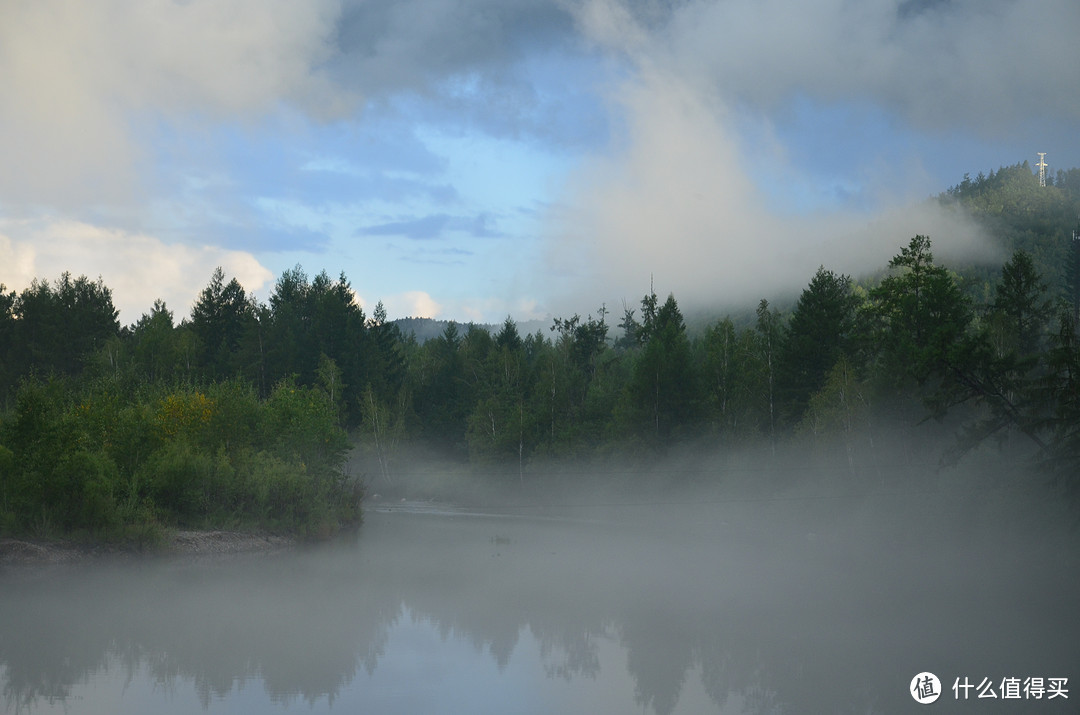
[{"left": 1, "top": 162, "right": 1078, "bottom": 541}]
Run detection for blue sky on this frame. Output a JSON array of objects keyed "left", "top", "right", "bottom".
[{"left": 1, "top": 0, "right": 1077, "bottom": 325}]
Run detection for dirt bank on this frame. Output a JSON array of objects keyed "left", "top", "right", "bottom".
[{"left": 0, "top": 530, "right": 295, "bottom": 567}]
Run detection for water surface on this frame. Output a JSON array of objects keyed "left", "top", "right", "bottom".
[{"left": 2, "top": 495, "right": 1077, "bottom": 713}]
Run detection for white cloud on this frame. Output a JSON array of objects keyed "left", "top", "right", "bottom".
[
  {"left": 549, "top": 69, "right": 789, "bottom": 308},
  {"left": 384, "top": 290, "right": 444, "bottom": 319},
  {"left": 593, "top": 0, "right": 1080, "bottom": 134},
  {"left": 547, "top": 67, "right": 995, "bottom": 313},
  {"left": 534, "top": 0, "right": 1045, "bottom": 316},
  {"left": 0, "top": 218, "right": 274, "bottom": 324},
  {"left": 369, "top": 291, "right": 550, "bottom": 324},
  {"left": 452, "top": 296, "right": 550, "bottom": 324},
  {"left": 0, "top": 0, "right": 352, "bottom": 210}
]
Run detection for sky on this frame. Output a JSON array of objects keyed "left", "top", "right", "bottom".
[{"left": 1, "top": 0, "right": 1078, "bottom": 326}]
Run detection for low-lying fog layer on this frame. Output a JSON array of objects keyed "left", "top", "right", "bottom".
[{"left": 1, "top": 478, "right": 1077, "bottom": 714}]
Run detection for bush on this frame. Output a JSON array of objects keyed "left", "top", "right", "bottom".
[
  {"left": 0, "top": 374, "right": 358, "bottom": 540},
  {"left": 64, "top": 449, "right": 122, "bottom": 532},
  {"left": 0, "top": 443, "right": 14, "bottom": 533},
  {"left": 143, "top": 441, "right": 211, "bottom": 523}
]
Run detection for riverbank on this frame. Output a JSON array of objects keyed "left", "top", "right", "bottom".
[{"left": 0, "top": 529, "right": 295, "bottom": 567}]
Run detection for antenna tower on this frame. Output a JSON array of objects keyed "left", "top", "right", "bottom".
[{"left": 1036, "top": 152, "right": 1048, "bottom": 187}]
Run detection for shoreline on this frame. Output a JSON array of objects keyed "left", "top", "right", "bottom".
[{"left": 0, "top": 529, "right": 296, "bottom": 568}]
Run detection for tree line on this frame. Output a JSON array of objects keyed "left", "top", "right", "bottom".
[{"left": 1, "top": 163, "right": 1078, "bottom": 539}]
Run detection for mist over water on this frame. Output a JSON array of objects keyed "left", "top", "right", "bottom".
[{"left": 2, "top": 456, "right": 1077, "bottom": 715}]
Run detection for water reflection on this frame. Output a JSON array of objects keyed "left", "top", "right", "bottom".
[{"left": 1, "top": 498, "right": 1077, "bottom": 713}]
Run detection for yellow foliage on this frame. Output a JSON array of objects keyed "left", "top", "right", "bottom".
[{"left": 155, "top": 391, "right": 216, "bottom": 438}]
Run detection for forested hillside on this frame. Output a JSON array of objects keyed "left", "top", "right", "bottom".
[
  {"left": 1, "top": 164, "right": 1078, "bottom": 540},
  {"left": 941, "top": 162, "right": 1080, "bottom": 302}
]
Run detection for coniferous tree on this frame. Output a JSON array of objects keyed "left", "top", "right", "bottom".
[
  {"left": 131, "top": 299, "right": 181, "bottom": 383},
  {"left": 627, "top": 293, "right": 699, "bottom": 444},
  {"left": 991, "top": 250, "right": 1052, "bottom": 358},
  {"left": 778, "top": 267, "right": 859, "bottom": 424},
  {"left": 867, "top": 236, "right": 972, "bottom": 384},
  {"left": 467, "top": 318, "right": 532, "bottom": 470},
  {"left": 0, "top": 285, "right": 17, "bottom": 400},
  {"left": 364, "top": 300, "right": 406, "bottom": 414},
  {"left": 701, "top": 317, "right": 740, "bottom": 435},
  {"left": 265, "top": 267, "right": 372, "bottom": 424},
  {"left": 1065, "top": 219, "right": 1080, "bottom": 326},
  {"left": 539, "top": 312, "right": 611, "bottom": 451},
  {"left": 411, "top": 323, "right": 469, "bottom": 456},
  {"left": 266, "top": 265, "right": 311, "bottom": 383},
  {"left": 755, "top": 299, "right": 783, "bottom": 450},
  {"left": 190, "top": 267, "right": 252, "bottom": 381},
  {"left": 870, "top": 236, "right": 1051, "bottom": 458},
  {"left": 615, "top": 304, "right": 640, "bottom": 351},
  {"left": 13, "top": 273, "right": 120, "bottom": 379},
  {"left": 1035, "top": 304, "right": 1080, "bottom": 476}
]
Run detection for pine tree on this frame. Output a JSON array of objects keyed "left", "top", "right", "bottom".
[
  {"left": 190, "top": 267, "right": 252, "bottom": 380},
  {"left": 778, "top": 267, "right": 859, "bottom": 424},
  {"left": 755, "top": 299, "right": 783, "bottom": 450},
  {"left": 627, "top": 294, "right": 699, "bottom": 444}
]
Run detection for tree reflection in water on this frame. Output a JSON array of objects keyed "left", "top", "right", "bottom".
[{"left": 1, "top": 495, "right": 1077, "bottom": 714}]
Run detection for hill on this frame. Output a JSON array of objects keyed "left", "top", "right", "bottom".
[{"left": 938, "top": 162, "right": 1080, "bottom": 304}]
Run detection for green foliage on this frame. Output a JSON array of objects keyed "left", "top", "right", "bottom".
[
  {"left": 991, "top": 250, "right": 1052, "bottom": 358},
  {"left": 0, "top": 284, "right": 16, "bottom": 404},
  {"left": 4, "top": 273, "right": 120, "bottom": 391},
  {"left": 130, "top": 299, "right": 187, "bottom": 383},
  {"left": 778, "top": 267, "right": 859, "bottom": 423},
  {"left": 866, "top": 235, "right": 974, "bottom": 385},
  {"left": 942, "top": 163, "right": 1080, "bottom": 298},
  {"left": 1033, "top": 305, "right": 1080, "bottom": 478},
  {"left": 263, "top": 266, "right": 383, "bottom": 426},
  {"left": 863, "top": 237, "right": 1074, "bottom": 465},
  {"left": 0, "top": 373, "right": 358, "bottom": 540},
  {"left": 190, "top": 267, "right": 254, "bottom": 381},
  {"left": 494, "top": 315, "right": 522, "bottom": 352},
  {"left": 700, "top": 318, "right": 759, "bottom": 440},
  {"left": 615, "top": 305, "right": 641, "bottom": 351},
  {"left": 359, "top": 384, "right": 410, "bottom": 486},
  {"left": 263, "top": 378, "right": 349, "bottom": 477},
  {"left": 624, "top": 293, "right": 700, "bottom": 444},
  {"left": 1061, "top": 226, "right": 1080, "bottom": 327},
  {"left": 6, "top": 165, "right": 1080, "bottom": 533},
  {"left": 466, "top": 320, "right": 530, "bottom": 465},
  {"left": 755, "top": 299, "right": 784, "bottom": 447},
  {"left": 143, "top": 441, "right": 218, "bottom": 521},
  {"left": 317, "top": 353, "right": 346, "bottom": 418},
  {"left": 796, "top": 356, "right": 878, "bottom": 478},
  {"left": 543, "top": 311, "right": 611, "bottom": 450}
]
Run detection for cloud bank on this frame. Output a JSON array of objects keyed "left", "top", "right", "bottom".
[
  {"left": 0, "top": 0, "right": 1075, "bottom": 323},
  {"left": 0, "top": 0, "right": 351, "bottom": 211},
  {"left": 545, "top": 0, "right": 1063, "bottom": 313},
  {"left": 549, "top": 71, "right": 992, "bottom": 312},
  {"left": 598, "top": 0, "right": 1080, "bottom": 133},
  {"left": 0, "top": 219, "right": 273, "bottom": 324}
]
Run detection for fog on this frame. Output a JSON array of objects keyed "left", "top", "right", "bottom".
[
  {"left": 545, "top": 30, "right": 1001, "bottom": 318},
  {"left": 3, "top": 441, "right": 1077, "bottom": 714}
]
